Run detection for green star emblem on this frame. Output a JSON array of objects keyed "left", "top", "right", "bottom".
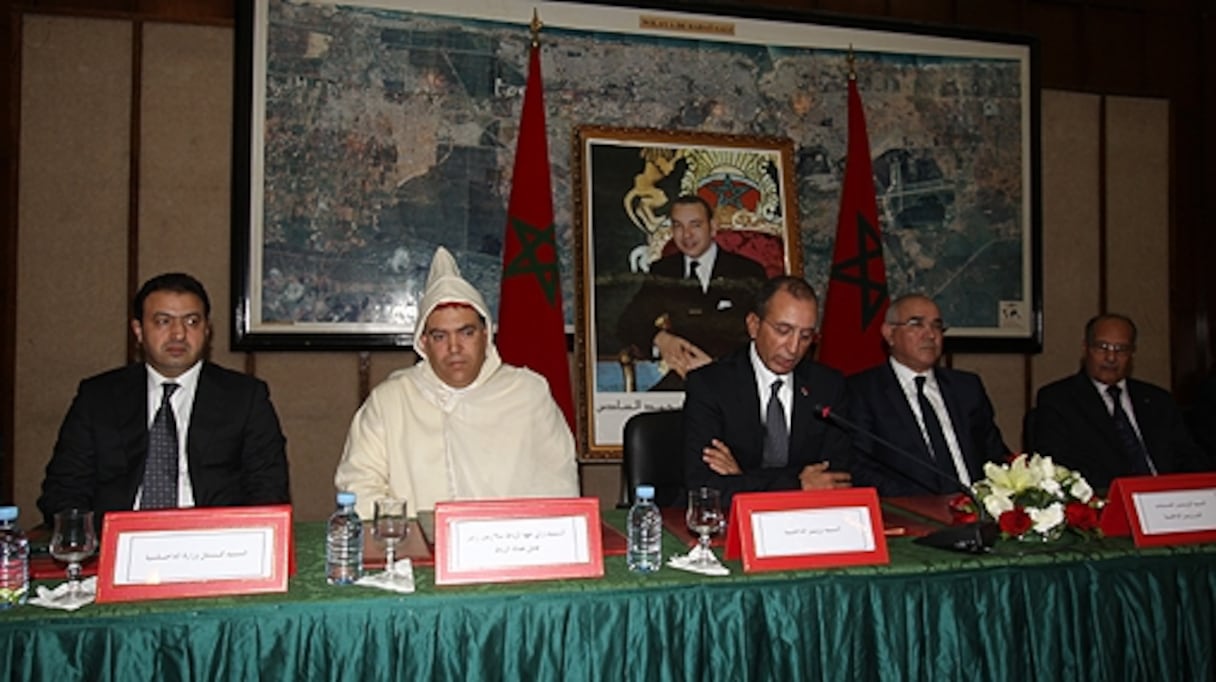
[
  {"left": 829, "top": 211, "right": 889, "bottom": 329},
  {"left": 504, "top": 215, "right": 561, "bottom": 306}
]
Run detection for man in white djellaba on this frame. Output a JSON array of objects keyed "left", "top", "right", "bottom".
[{"left": 334, "top": 246, "right": 580, "bottom": 517}]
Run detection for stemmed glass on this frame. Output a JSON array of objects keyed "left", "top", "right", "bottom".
[
  {"left": 686, "top": 487, "right": 724, "bottom": 567},
  {"left": 49, "top": 509, "right": 98, "bottom": 597},
  {"left": 373, "top": 497, "right": 409, "bottom": 579}
]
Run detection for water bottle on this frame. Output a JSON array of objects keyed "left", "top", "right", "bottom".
[
  {"left": 0, "top": 506, "right": 29, "bottom": 608},
  {"left": 626, "top": 485, "right": 662, "bottom": 573},
  {"left": 326, "top": 491, "right": 363, "bottom": 585}
]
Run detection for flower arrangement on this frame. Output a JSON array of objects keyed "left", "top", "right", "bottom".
[{"left": 950, "top": 453, "right": 1103, "bottom": 541}]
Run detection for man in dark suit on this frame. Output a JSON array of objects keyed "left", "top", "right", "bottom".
[
  {"left": 684, "top": 276, "right": 852, "bottom": 507},
  {"left": 848, "top": 294, "right": 1009, "bottom": 496},
  {"left": 38, "top": 273, "right": 290, "bottom": 526},
  {"left": 1030, "top": 313, "right": 1210, "bottom": 489},
  {"left": 617, "top": 195, "right": 767, "bottom": 391}
]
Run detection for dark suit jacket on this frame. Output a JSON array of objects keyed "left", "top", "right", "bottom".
[
  {"left": 37, "top": 362, "right": 291, "bottom": 526},
  {"left": 683, "top": 347, "right": 853, "bottom": 507},
  {"left": 617, "top": 249, "right": 766, "bottom": 390},
  {"left": 1031, "top": 371, "right": 1211, "bottom": 489},
  {"left": 847, "top": 362, "right": 1009, "bottom": 496}
]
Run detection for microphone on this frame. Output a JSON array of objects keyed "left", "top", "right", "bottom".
[{"left": 814, "top": 403, "right": 997, "bottom": 554}]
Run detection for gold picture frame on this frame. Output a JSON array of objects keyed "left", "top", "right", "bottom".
[{"left": 573, "top": 126, "right": 801, "bottom": 459}]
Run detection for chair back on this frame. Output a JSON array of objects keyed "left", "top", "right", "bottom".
[{"left": 622, "top": 409, "right": 685, "bottom": 507}]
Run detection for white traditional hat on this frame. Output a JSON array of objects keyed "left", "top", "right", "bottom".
[{"left": 415, "top": 246, "right": 495, "bottom": 358}]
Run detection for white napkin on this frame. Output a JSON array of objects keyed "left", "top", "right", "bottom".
[
  {"left": 28, "top": 576, "right": 98, "bottom": 611},
  {"left": 666, "top": 549, "right": 730, "bottom": 576},
  {"left": 355, "top": 559, "right": 416, "bottom": 594}
]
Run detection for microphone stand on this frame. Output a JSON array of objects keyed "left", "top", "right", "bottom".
[{"left": 815, "top": 404, "right": 998, "bottom": 554}]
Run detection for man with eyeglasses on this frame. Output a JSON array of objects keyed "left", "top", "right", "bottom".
[
  {"left": 1030, "top": 313, "right": 1209, "bottom": 489},
  {"left": 683, "top": 276, "right": 853, "bottom": 507},
  {"left": 847, "top": 294, "right": 1010, "bottom": 496},
  {"left": 38, "top": 272, "right": 291, "bottom": 527}
]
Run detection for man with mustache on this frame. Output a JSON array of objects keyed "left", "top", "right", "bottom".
[
  {"left": 1030, "top": 313, "right": 1210, "bottom": 489},
  {"left": 683, "top": 276, "right": 853, "bottom": 508},
  {"left": 334, "top": 247, "right": 579, "bottom": 517},
  {"left": 847, "top": 294, "right": 1009, "bottom": 496},
  {"left": 38, "top": 273, "right": 291, "bottom": 526}
]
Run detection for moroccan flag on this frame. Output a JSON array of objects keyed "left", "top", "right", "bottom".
[
  {"left": 497, "top": 40, "right": 576, "bottom": 430},
  {"left": 817, "top": 75, "right": 890, "bottom": 376}
]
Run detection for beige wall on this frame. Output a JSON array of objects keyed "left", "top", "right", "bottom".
[{"left": 14, "top": 17, "right": 1172, "bottom": 522}]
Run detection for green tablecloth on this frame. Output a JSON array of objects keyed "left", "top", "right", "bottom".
[{"left": 1, "top": 511, "right": 1213, "bottom": 681}]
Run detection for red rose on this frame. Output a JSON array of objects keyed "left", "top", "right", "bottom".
[
  {"left": 1065, "top": 501, "right": 1099, "bottom": 530},
  {"left": 948, "top": 494, "right": 979, "bottom": 524},
  {"left": 954, "top": 510, "right": 979, "bottom": 524},
  {"left": 998, "top": 507, "right": 1033, "bottom": 536}
]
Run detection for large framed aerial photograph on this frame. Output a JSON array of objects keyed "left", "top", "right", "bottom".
[
  {"left": 574, "top": 126, "right": 800, "bottom": 458},
  {"left": 233, "top": 0, "right": 1039, "bottom": 365}
]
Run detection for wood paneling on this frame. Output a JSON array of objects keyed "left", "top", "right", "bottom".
[
  {"left": 14, "top": 15, "right": 133, "bottom": 522},
  {"left": 1082, "top": 7, "right": 1146, "bottom": 94},
  {"left": 1025, "top": 3, "right": 1087, "bottom": 88}
]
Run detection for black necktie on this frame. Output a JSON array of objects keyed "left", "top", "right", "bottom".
[
  {"left": 141, "top": 382, "right": 180, "bottom": 509},
  {"left": 688, "top": 260, "right": 700, "bottom": 281},
  {"left": 1106, "top": 385, "right": 1155, "bottom": 475},
  {"left": 915, "top": 376, "right": 951, "bottom": 467},
  {"left": 762, "top": 379, "right": 788, "bottom": 468}
]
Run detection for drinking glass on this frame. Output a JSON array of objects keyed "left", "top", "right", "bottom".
[
  {"left": 685, "top": 487, "right": 724, "bottom": 567},
  {"left": 49, "top": 509, "right": 98, "bottom": 596},
  {"left": 373, "top": 497, "right": 409, "bottom": 579}
]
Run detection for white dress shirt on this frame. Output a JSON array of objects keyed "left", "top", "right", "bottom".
[
  {"left": 684, "top": 242, "right": 719, "bottom": 293},
  {"left": 750, "top": 343, "right": 792, "bottom": 429},
  {"left": 136, "top": 361, "right": 202, "bottom": 509}
]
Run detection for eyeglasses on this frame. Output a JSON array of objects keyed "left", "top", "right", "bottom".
[
  {"left": 1089, "top": 341, "right": 1135, "bottom": 356},
  {"left": 761, "top": 318, "right": 820, "bottom": 344},
  {"left": 888, "top": 316, "right": 948, "bottom": 334}
]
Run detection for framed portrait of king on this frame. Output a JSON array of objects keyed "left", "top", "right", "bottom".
[{"left": 574, "top": 126, "right": 801, "bottom": 459}]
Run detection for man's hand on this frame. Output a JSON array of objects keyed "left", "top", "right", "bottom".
[
  {"left": 653, "top": 330, "right": 712, "bottom": 378},
  {"left": 701, "top": 438, "right": 742, "bottom": 475},
  {"left": 798, "top": 462, "right": 852, "bottom": 490}
]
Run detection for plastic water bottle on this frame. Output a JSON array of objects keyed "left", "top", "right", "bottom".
[
  {"left": 626, "top": 485, "right": 662, "bottom": 573},
  {"left": 326, "top": 491, "right": 363, "bottom": 585},
  {"left": 0, "top": 506, "right": 29, "bottom": 608}
]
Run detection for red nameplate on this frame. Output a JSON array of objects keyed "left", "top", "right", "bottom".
[
  {"left": 433, "top": 497, "right": 604, "bottom": 586},
  {"left": 1100, "top": 473, "right": 1216, "bottom": 547},
  {"left": 96, "top": 505, "right": 292, "bottom": 603},
  {"left": 724, "top": 488, "right": 889, "bottom": 572}
]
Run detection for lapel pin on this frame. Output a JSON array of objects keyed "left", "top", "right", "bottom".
[{"left": 800, "top": 386, "right": 809, "bottom": 397}]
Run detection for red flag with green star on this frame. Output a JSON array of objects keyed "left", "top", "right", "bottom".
[
  {"left": 818, "top": 75, "right": 890, "bottom": 375},
  {"left": 497, "top": 40, "right": 576, "bottom": 430}
]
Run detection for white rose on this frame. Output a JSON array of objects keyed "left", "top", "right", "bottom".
[
  {"left": 1029, "top": 454, "right": 1056, "bottom": 482},
  {"left": 984, "top": 491, "right": 1014, "bottom": 519},
  {"left": 1039, "top": 477, "right": 1062, "bottom": 496},
  {"left": 1029, "top": 502, "right": 1064, "bottom": 534},
  {"left": 1069, "top": 478, "right": 1094, "bottom": 503}
]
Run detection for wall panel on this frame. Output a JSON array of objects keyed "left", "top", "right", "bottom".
[
  {"left": 1032, "top": 90, "right": 1102, "bottom": 396},
  {"left": 140, "top": 22, "right": 236, "bottom": 368},
  {"left": 257, "top": 352, "right": 361, "bottom": 520},
  {"left": 14, "top": 16, "right": 133, "bottom": 522},
  {"left": 1105, "top": 96, "right": 1171, "bottom": 388}
]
